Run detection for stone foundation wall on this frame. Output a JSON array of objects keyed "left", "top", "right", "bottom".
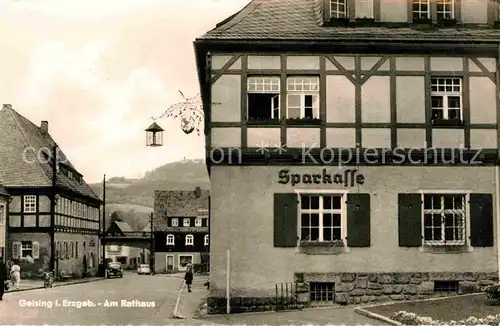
[{"left": 207, "top": 271, "right": 498, "bottom": 314}]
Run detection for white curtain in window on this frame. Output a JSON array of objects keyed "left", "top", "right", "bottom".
[{"left": 355, "top": 0, "right": 373, "bottom": 18}]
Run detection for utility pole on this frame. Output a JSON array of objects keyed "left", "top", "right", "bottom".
[
  {"left": 50, "top": 145, "right": 57, "bottom": 271},
  {"left": 102, "top": 174, "right": 106, "bottom": 276},
  {"left": 150, "top": 212, "right": 154, "bottom": 274}
]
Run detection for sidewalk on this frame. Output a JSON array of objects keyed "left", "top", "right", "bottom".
[
  {"left": 6, "top": 276, "right": 104, "bottom": 292},
  {"left": 176, "top": 277, "right": 210, "bottom": 319}
]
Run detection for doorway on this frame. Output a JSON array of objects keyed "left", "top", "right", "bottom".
[
  {"left": 82, "top": 255, "right": 87, "bottom": 277},
  {"left": 166, "top": 255, "right": 174, "bottom": 272}
]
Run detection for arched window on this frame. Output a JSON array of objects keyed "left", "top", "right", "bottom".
[
  {"left": 166, "top": 234, "right": 175, "bottom": 245},
  {"left": 204, "top": 235, "right": 209, "bottom": 246},
  {"left": 185, "top": 234, "right": 194, "bottom": 246}
]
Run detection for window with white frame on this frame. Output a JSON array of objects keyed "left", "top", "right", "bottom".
[
  {"left": 287, "top": 77, "right": 320, "bottom": 119},
  {"left": 204, "top": 234, "right": 209, "bottom": 246},
  {"left": 436, "top": 0, "right": 454, "bottom": 20},
  {"left": 166, "top": 234, "right": 175, "bottom": 245},
  {"left": 21, "top": 241, "right": 33, "bottom": 258},
  {"left": 423, "top": 194, "right": 466, "bottom": 246},
  {"left": 431, "top": 77, "right": 462, "bottom": 121},
  {"left": 183, "top": 218, "right": 190, "bottom": 227},
  {"left": 300, "top": 194, "right": 344, "bottom": 243},
  {"left": 185, "top": 234, "right": 194, "bottom": 246},
  {"left": 330, "top": 0, "right": 347, "bottom": 18},
  {"left": 23, "top": 195, "right": 36, "bottom": 213},
  {"left": 171, "top": 218, "right": 178, "bottom": 227},
  {"left": 412, "top": 0, "right": 430, "bottom": 19},
  {"left": 195, "top": 218, "right": 202, "bottom": 227},
  {"left": 247, "top": 76, "right": 280, "bottom": 120}
]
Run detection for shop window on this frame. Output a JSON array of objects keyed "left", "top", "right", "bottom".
[
  {"left": 300, "top": 194, "right": 345, "bottom": 245},
  {"left": 423, "top": 194, "right": 466, "bottom": 246},
  {"left": 310, "top": 282, "right": 335, "bottom": 302},
  {"left": 247, "top": 76, "right": 280, "bottom": 121},
  {"left": 431, "top": 77, "right": 462, "bottom": 126},
  {"left": 287, "top": 77, "right": 320, "bottom": 120}
]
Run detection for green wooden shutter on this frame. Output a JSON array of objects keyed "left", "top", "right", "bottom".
[
  {"left": 470, "top": 193, "right": 493, "bottom": 247},
  {"left": 346, "top": 194, "right": 370, "bottom": 247},
  {"left": 274, "top": 193, "right": 298, "bottom": 247},
  {"left": 398, "top": 194, "right": 422, "bottom": 247}
]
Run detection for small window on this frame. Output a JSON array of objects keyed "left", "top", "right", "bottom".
[
  {"left": 247, "top": 76, "right": 280, "bottom": 120},
  {"left": 21, "top": 241, "right": 33, "bottom": 258},
  {"left": 183, "top": 218, "right": 190, "bottom": 227},
  {"left": 431, "top": 77, "right": 462, "bottom": 122},
  {"left": 204, "top": 235, "right": 209, "bottom": 246},
  {"left": 310, "top": 282, "right": 335, "bottom": 302},
  {"left": 23, "top": 195, "right": 37, "bottom": 213},
  {"left": 436, "top": 0, "right": 454, "bottom": 20},
  {"left": 434, "top": 280, "right": 459, "bottom": 292},
  {"left": 171, "top": 218, "right": 178, "bottom": 227},
  {"left": 412, "top": 0, "right": 430, "bottom": 20},
  {"left": 287, "top": 77, "right": 320, "bottom": 119},
  {"left": 185, "top": 234, "right": 194, "bottom": 246},
  {"left": 195, "top": 218, "right": 202, "bottom": 227},
  {"left": 330, "top": 0, "right": 347, "bottom": 19},
  {"left": 166, "top": 234, "right": 175, "bottom": 245}
]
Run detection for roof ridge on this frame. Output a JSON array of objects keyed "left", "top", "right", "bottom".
[
  {"left": 211, "top": 0, "right": 263, "bottom": 34},
  {"left": 3, "top": 106, "right": 52, "bottom": 185}
]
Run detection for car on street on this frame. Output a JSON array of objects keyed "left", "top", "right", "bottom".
[
  {"left": 137, "top": 264, "right": 151, "bottom": 275},
  {"left": 107, "top": 262, "right": 123, "bottom": 278}
]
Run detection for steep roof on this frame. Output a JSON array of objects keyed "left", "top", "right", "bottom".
[
  {"left": 0, "top": 105, "right": 100, "bottom": 201},
  {"left": 154, "top": 188, "right": 210, "bottom": 230},
  {"left": 198, "top": 0, "right": 500, "bottom": 42}
]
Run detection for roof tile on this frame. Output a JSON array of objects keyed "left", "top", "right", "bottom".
[{"left": 199, "top": 0, "right": 500, "bottom": 42}]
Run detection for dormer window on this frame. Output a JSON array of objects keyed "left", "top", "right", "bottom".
[{"left": 330, "top": 0, "right": 347, "bottom": 19}]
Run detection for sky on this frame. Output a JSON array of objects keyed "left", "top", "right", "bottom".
[{"left": 0, "top": 0, "right": 250, "bottom": 183}]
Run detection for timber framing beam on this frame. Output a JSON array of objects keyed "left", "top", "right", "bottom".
[{"left": 211, "top": 55, "right": 241, "bottom": 84}]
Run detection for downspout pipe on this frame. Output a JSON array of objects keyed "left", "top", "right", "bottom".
[{"left": 496, "top": 44, "right": 500, "bottom": 283}]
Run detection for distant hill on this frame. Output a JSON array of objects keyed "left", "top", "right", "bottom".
[{"left": 89, "top": 159, "right": 210, "bottom": 229}]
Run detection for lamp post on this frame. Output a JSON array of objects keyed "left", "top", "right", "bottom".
[{"left": 149, "top": 212, "right": 155, "bottom": 274}]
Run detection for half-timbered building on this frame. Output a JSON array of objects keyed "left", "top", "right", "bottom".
[
  {"left": 195, "top": 0, "right": 500, "bottom": 313},
  {"left": 153, "top": 187, "right": 209, "bottom": 273},
  {"left": 0, "top": 104, "right": 102, "bottom": 278}
]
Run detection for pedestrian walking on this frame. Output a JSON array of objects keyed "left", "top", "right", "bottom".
[
  {"left": 184, "top": 264, "right": 193, "bottom": 293},
  {"left": 10, "top": 260, "right": 20, "bottom": 290},
  {"left": 0, "top": 259, "right": 7, "bottom": 300}
]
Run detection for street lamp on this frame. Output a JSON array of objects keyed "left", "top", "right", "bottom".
[{"left": 144, "top": 91, "right": 204, "bottom": 146}]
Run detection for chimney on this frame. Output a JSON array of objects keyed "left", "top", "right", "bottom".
[
  {"left": 2, "top": 104, "right": 12, "bottom": 110},
  {"left": 40, "top": 121, "right": 48, "bottom": 133}
]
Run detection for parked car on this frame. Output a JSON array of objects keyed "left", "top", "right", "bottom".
[
  {"left": 137, "top": 264, "right": 151, "bottom": 275},
  {"left": 107, "top": 262, "right": 123, "bottom": 278}
]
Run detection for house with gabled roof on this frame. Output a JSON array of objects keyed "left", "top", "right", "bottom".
[
  {"left": 194, "top": 0, "right": 500, "bottom": 314},
  {"left": 0, "top": 104, "right": 102, "bottom": 278},
  {"left": 105, "top": 217, "right": 150, "bottom": 268},
  {"left": 153, "top": 187, "right": 209, "bottom": 273}
]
